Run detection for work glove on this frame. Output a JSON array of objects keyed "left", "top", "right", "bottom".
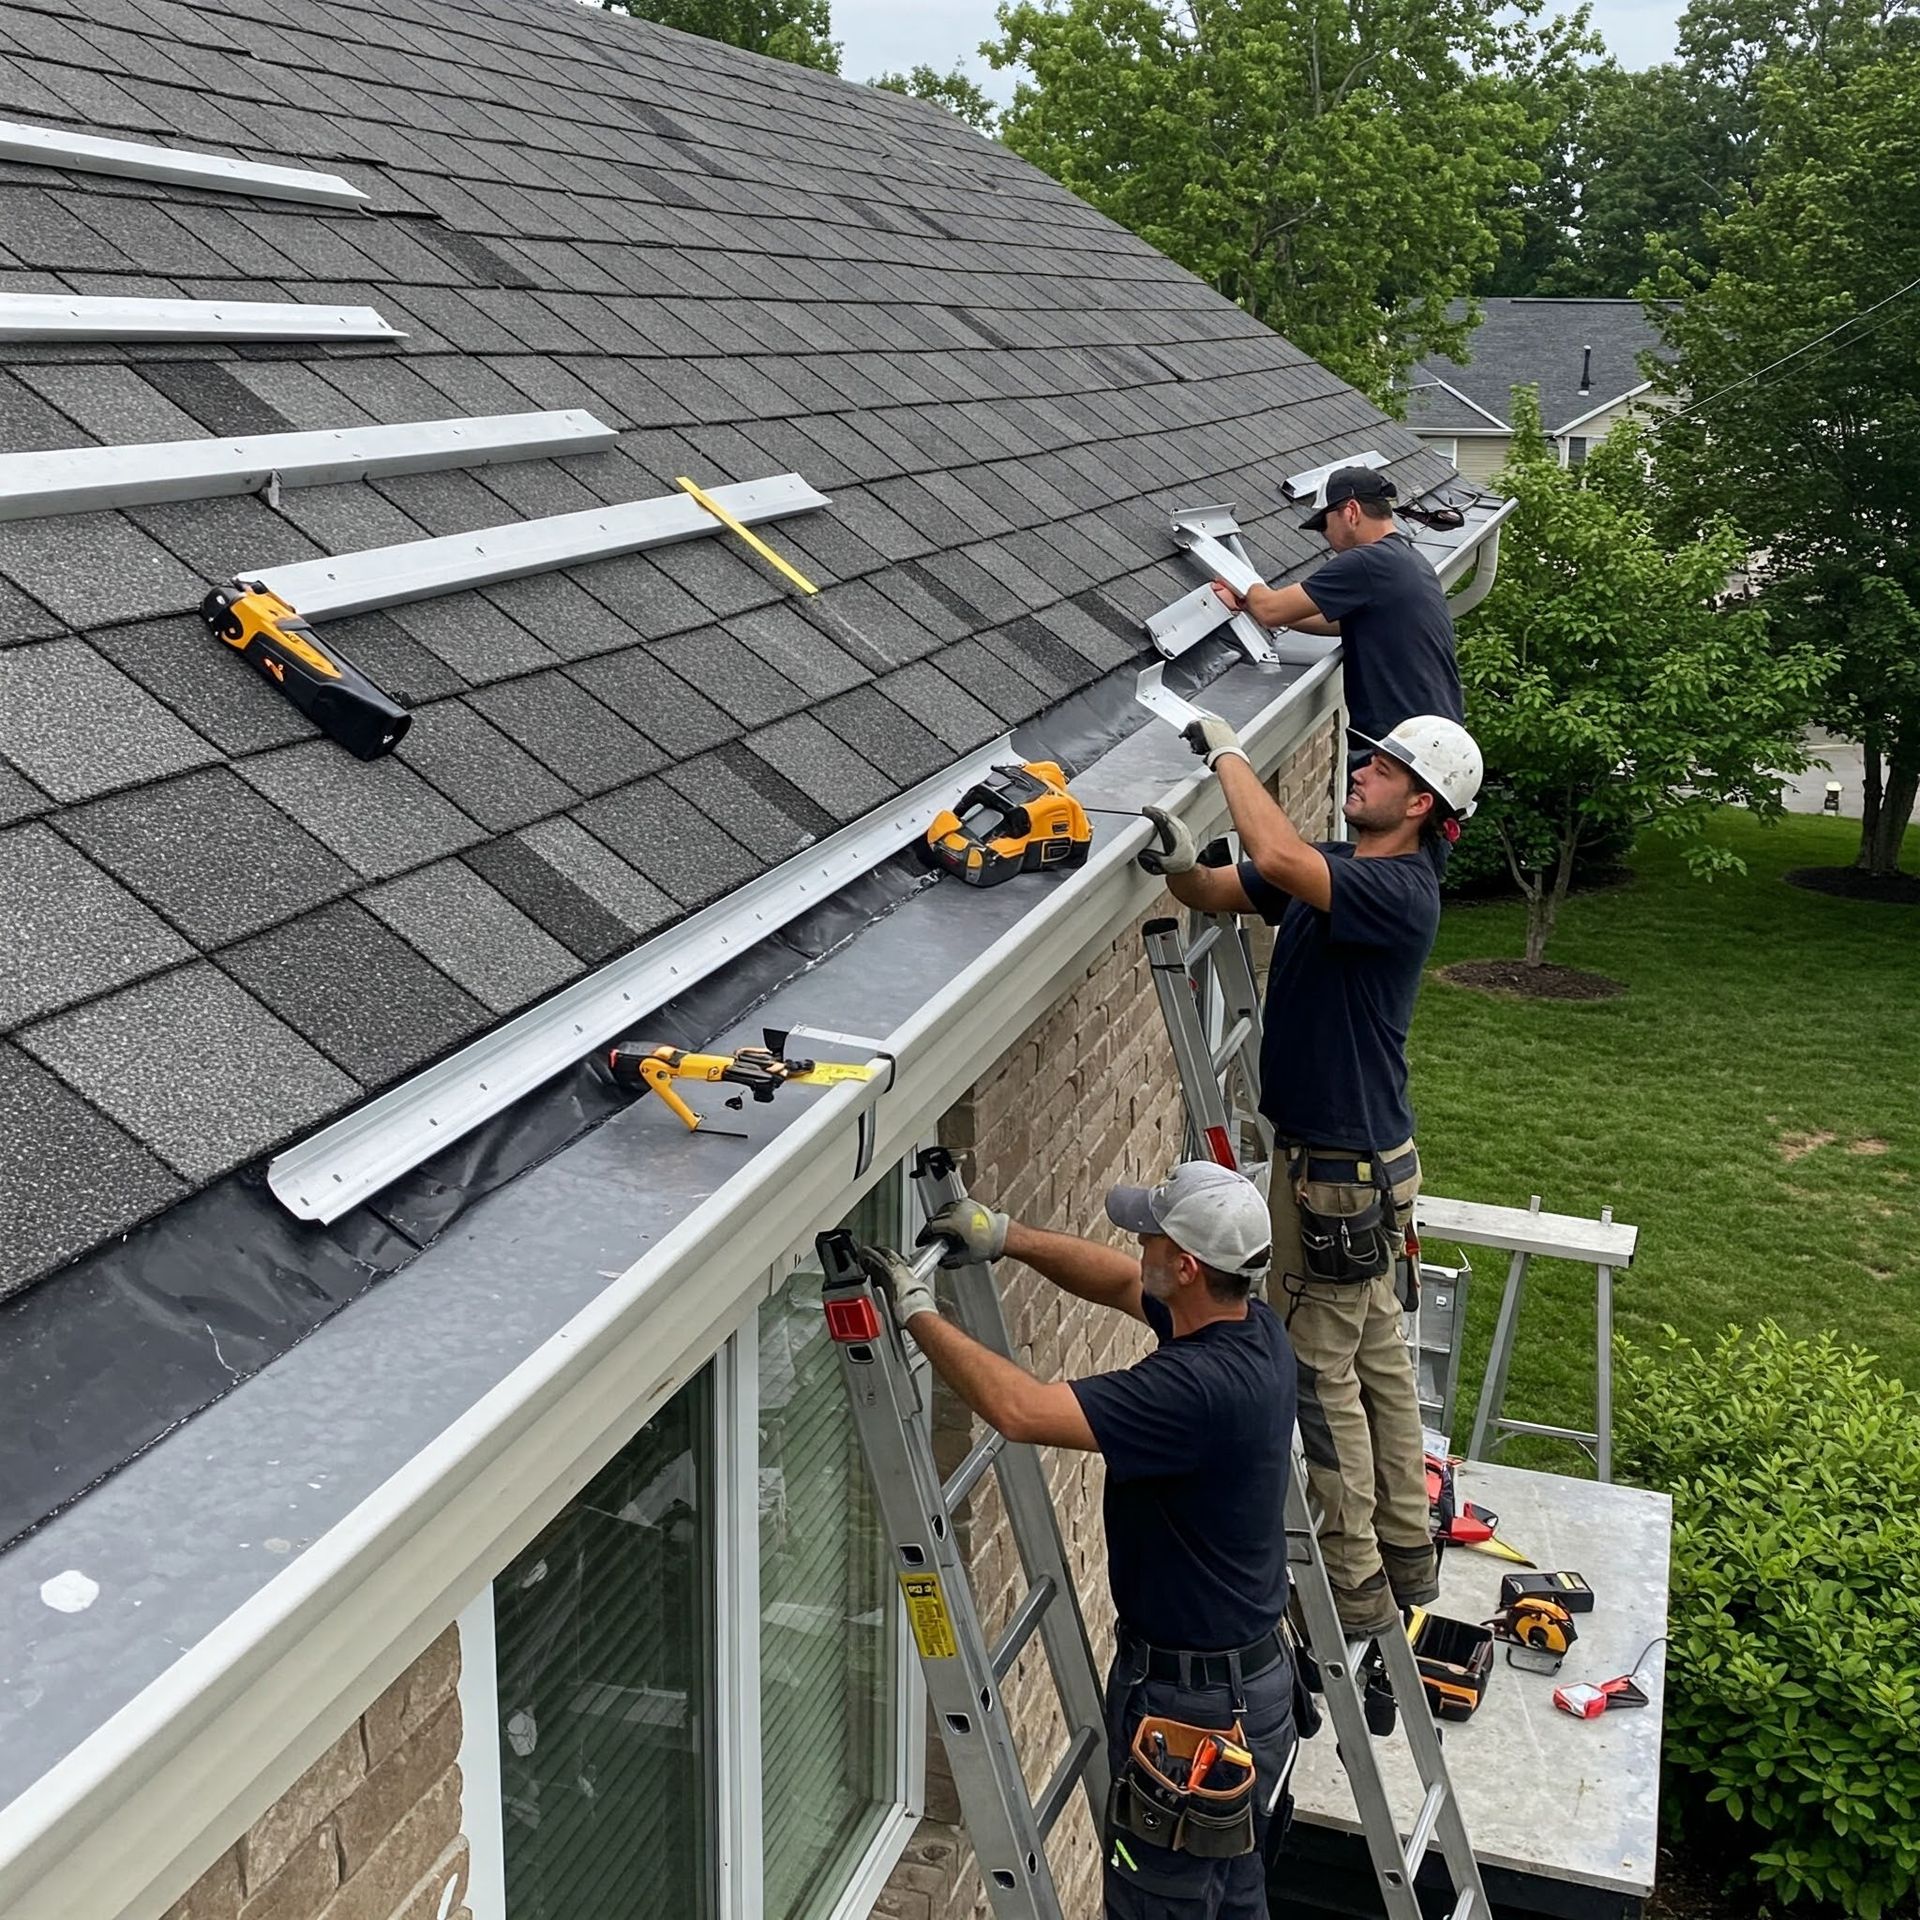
[
  {"left": 860, "top": 1245, "right": 937, "bottom": 1325},
  {"left": 917, "top": 1198, "right": 1009, "bottom": 1268},
  {"left": 1136, "top": 806, "right": 1198, "bottom": 876},
  {"left": 1182, "top": 712, "right": 1250, "bottom": 771}
]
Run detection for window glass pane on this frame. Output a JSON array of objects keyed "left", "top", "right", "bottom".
[
  {"left": 495, "top": 1371, "right": 715, "bottom": 1920},
  {"left": 1567, "top": 436, "right": 1590, "bottom": 467},
  {"left": 759, "top": 1179, "right": 901, "bottom": 1920}
]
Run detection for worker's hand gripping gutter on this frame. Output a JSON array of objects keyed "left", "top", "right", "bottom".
[
  {"left": 1136, "top": 806, "right": 1199, "bottom": 876},
  {"left": 918, "top": 1198, "right": 1009, "bottom": 1268},
  {"left": 1181, "top": 714, "right": 1250, "bottom": 771},
  {"left": 860, "top": 1245, "right": 936, "bottom": 1327}
]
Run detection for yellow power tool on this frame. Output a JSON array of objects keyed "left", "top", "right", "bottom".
[
  {"left": 201, "top": 584, "right": 411, "bottom": 760},
  {"left": 608, "top": 1041, "right": 875, "bottom": 1133},
  {"left": 926, "top": 760, "right": 1092, "bottom": 887}
]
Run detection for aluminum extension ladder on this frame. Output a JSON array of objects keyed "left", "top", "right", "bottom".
[
  {"left": 815, "top": 1147, "right": 1110, "bottom": 1920},
  {"left": 1146, "top": 910, "right": 1490, "bottom": 1920}
]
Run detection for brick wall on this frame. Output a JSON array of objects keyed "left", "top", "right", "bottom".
[
  {"left": 873, "top": 721, "right": 1338, "bottom": 1920},
  {"left": 163, "top": 1628, "right": 468, "bottom": 1920}
]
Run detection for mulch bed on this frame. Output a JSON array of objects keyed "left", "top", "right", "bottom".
[
  {"left": 1784, "top": 865, "right": 1920, "bottom": 905},
  {"left": 1436, "top": 958, "right": 1627, "bottom": 1001}
]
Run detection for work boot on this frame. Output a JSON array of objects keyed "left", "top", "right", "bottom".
[
  {"left": 1331, "top": 1570, "right": 1402, "bottom": 1642},
  {"left": 1381, "top": 1540, "right": 1440, "bottom": 1610}
]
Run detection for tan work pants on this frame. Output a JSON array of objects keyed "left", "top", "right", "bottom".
[{"left": 1271, "top": 1142, "right": 1430, "bottom": 1599}]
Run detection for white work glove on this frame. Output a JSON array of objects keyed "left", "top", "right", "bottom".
[
  {"left": 917, "top": 1198, "right": 1009, "bottom": 1268},
  {"left": 861, "top": 1245, "right": 937, "bottom": 1325},
  {"left": 1182, "top": 712, "right": 1250, "bottom": 771},
  {"left": 1136, "top": 805, "right": 1198, "bottom": 876}
]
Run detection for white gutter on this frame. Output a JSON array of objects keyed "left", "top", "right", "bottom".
[{"left": 0, "top": 658, "right": 1343, "bottom": 1920}]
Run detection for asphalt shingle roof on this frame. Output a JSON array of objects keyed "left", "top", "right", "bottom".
[
  {"left": 1408, "top": 297, "right": 1674, "bottom": 435},
  {"left": 0, "top": 0, "right": 1457, "bottom": 1300}
]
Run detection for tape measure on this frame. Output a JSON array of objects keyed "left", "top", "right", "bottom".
[{"left": 926, "top": 760, "right": 1092, "bottom": 887}]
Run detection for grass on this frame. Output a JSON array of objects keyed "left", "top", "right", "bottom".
[{"left": 1410, "top": 809, "right": 1920, "bottom": 1464}]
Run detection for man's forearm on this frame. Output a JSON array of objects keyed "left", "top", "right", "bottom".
[
  {"left": 1004, "top": 1220, "right": 1143, "bottom": 1316},
  {"left": 1243, "top": 581, "right": 1340, "bottom": 635},
  {"left": 1217, "top": 755, "right": 1331, "bottom": 909},
  {"left": 906, "top": 1310, "right": 1096, "bottom": 1449}
]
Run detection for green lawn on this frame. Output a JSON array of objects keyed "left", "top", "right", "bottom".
[{"left": 1411, "top": 810, "right": 1920, "bottom": 1463}]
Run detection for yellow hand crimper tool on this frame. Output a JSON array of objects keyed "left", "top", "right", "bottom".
[{"left": 607, "top": 1040, "right": 874, "bottom": 1133}]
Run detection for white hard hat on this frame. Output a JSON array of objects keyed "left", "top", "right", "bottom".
[{"left": 1353, "top": 715, "right": 1484, "bottom": 818}]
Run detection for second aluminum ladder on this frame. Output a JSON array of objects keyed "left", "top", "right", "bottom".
[
  {"left": 1145, "top": 910, "right": 1490, "bottom": 1920},
  {"left": 816, "top": 1146, "right": 1109, "bottom": 1920}
]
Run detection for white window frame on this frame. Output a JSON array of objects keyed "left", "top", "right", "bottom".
[
  {"left": 459, "top": 1161, "right": 928, "bottom": 1920},
  {"left": 1422, "top": 435, "right": 1459, "bottom": 464}
]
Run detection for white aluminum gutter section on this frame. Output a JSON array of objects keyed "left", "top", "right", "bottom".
[
  {"left": 0, "top": 293, "right": 403, "bottom": 343},
  {"left": 0, "top": 412, "right": 616, "bottom": 524},
  {"left": 1433, "top": 493, "right": 1519, "bottom": 593},
  {"left": 1282, "top": 447, "right": 1387, "bottom": 502},
  {"left": 1444, "top": 524, "right": 1503, "bottom": 615},
  {"left": 269, "top": 728, "right": 1015, "bottom": 1221},
  {"left": 0, "top": 119, "right": 367, "bottom": 206},
  {"left": 0, "top": 653, "right": 1343, "bottom": 1920},
  {"left": 242, "top": 471, "right": 829, "bottom": 621}
]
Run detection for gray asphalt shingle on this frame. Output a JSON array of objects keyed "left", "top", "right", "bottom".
[
  {"left": 0, "top": 515, "right": 208, "bottom": 630},
  {"left": 393, "top": 699, "right": 576, "bottom": 831},
  {"left": 467, "top": 670, "right": 666, "bottom": 794},
  {"left": 363, "top": 859, "right": 582, "bottom": 1014},
  {"left": 574, "top": 777, "right": 759, "bottom": 908}
]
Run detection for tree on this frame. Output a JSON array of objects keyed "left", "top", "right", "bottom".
[
  {"left": 1458, "top": 389, "right": 1817, "bottom": 965},
  {"left": 600, "top": 0, "right": 840, "bottom": 71},
  {"left": 1650, "top": 41, "right": 1920, "bottom": 875},
  {"left": 871, "top": 65, "right": 998, "bottom": 132},
  {"left": 985, "top": 0, "right": 1585, "bottom": 403}
]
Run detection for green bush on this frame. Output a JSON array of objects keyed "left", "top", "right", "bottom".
[{"left": 1615, "top": 1322, "right": 1920, "bottom": 1917}]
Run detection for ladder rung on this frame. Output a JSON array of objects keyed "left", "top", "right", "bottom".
[
  {"left": 1495, "top": 1417, "right": 1597, "bottom": 1444},
  {"left": 943, "top": 1430, "right": 1005, "bottom": 1509},
  {"left": 1403, "top": 1780, "right": 1449, "bottom": 1876},
  {"left": 1451, "top": 1892, "right": 1478, "bottom": 1920},
  {"left": 1209, "top": 1016, "right": 1252, "bottom": 1074},
  {"left": 990, "top": 1574, "right": 1057, "bottom": 1682},
  {"left": 908, "top": 1242, "right": 945, "bottom": 1285},
  {"left": 1034, "top": 1724, "right": 1102, "bottom": 1839},
  {"left": 1183, "top": 924, "right": 1222, "bottom": 966}
]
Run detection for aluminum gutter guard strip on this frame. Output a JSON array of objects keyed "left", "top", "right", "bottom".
[
  {"left": 0, "top": 655, "right": 1342, "bottom": 1920},
  {"left": 0, "top": 412, "right": 617, "bottom": 524},
  {"left": 268, "top": 731, "right": 1015, "bottom": 1222},
  {"left": 0, "top": 293, "right": 403, "bottom": 343},
  {"left": 240, "top": 471, "right": 830, "bottom": 621},
  {"left": 0, "top": 119, "right": 367, "bottom": 206}
]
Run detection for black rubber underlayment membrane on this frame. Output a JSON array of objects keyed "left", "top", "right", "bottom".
[{"left": 0, "top": 639, "right": 1237, "bottom": 1549}]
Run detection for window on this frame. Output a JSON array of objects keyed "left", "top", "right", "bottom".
[
  {"left": 471, "top": 1170, "right": 923, "bottom": 1920},
  {"left": 1564, "top": 436, "right": 1590, "bottom": 468},
  {"left": 1423, "top": 435, "right": 1459, "bottom": 465}
]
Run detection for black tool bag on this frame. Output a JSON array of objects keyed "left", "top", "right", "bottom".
[
  {"left": 1295, "top": 1188, "right": 1391, "bottom": 1285},
  {"left": 1108, "top": 1715, "right": 1257, "bottom": 1859}
]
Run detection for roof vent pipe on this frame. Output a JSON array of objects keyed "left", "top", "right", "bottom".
[{"left": 1579, "top": 345, "right": 1592, "bottom": 393}]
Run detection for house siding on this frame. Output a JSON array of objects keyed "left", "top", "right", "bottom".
[
  {"left": 1436, "top": 435, "right": 1511, "bottom": 486},
  {"left": 151, "top": 717, "right": 1339, "bottom": 1920}
]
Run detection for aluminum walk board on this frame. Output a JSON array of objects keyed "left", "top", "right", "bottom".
[
  {"left": 242, "top": 470, "right": 830, "bottom": 620},
  {"left": 0, "top": 292, "right": 403, "bottom": 342},
  {"left": 0, "top": 412, "right": 617, "bottom": 523},
  {"left": 0, "top": 118, "right": 366, "bottom": 206}
]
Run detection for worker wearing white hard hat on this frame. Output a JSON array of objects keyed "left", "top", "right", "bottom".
[{"left": 1137, "top": 710, "right": 1480, "bottom": 1638}]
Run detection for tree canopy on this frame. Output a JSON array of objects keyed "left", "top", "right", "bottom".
[
  {"left": 871, "top": 65, "right": 998, "bottom": 132},
  {"left": 986, "top": 0, "right": 1590, "bottom": 403},
  {"left": 1459, "top": 390, "right": 1817, "bottom": 964},
  {"left": 599, "top": 0, "right": 840, "bottom": 71}
]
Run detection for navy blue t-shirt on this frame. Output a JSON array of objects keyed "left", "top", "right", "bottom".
[
  {"left": 1304, "top": 532, "right": 1463, "bottom": 738},
  {"left": 1070, "top": 1295, "right": 1295, "bottom": 1650},
  {"left": 1241, "top": 842, "right": 1441, "bottom": 1150}
]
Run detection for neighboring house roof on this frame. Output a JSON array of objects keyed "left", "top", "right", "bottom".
[
  {"left": 1405, "top": 297, "right": 1674, "bottom": 436},
  {"left": 0, "top": 0, "right": 1456, "bottom": 1305}
]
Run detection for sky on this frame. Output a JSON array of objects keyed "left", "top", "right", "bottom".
[{"left": 833, "top": 0, "right": 1690, "bottom": 102}]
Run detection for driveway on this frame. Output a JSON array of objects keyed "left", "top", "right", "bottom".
[{"left": 1779, "top": 735, "right": 1920, "bottom": 819}]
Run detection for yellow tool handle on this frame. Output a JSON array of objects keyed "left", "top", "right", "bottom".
[
  {"left": 638, "top": 1055, "right": 705, "bottom": 1131},
  {"left": 675, "top": 475, "right": 818, "bottom": 596}
]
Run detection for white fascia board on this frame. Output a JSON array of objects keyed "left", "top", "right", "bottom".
[
  {"left": 1552, "top": 381, "right": 1656, "bottom": 437},
  {"left": 0, "top": 293, "right": 402, "bottom": 343},
  {"left": 0, "top": 119, "right": 366, "bottom": 206},
  {"left": 243, "top": 471, "right": 828, "bottom": 621},
  {"left": 0, "top": 658, "right": 1344, "bottom": 1920},
  {"left": 0, "top": 412, "right": 616, "bottom": 524},
  {"left": 1415, "top": 376, "right": 1508, "bottom": 431},
  {"left": 269, "top": 723, "right": 1008, "bottom": 1221}
]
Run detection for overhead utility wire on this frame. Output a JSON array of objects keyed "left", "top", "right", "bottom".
[{"left": 1644, "top": 271, "right": 1920, "bottom": 435}]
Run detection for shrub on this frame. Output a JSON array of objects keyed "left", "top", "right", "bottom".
[{"left": 1614, "top": 1322, "right": 1920, "bottom": 1917}]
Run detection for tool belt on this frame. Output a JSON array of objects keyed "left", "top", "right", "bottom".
[
  {"left": 1286, "top": 1143, "right": 1418, "bottom": 1286},
  {"left": 1131, "top": 1626, "right": 1288, "bottom": 1690},
  {"left": 1109, "top": 1715, "right": 1258, "bottom": 1859}
]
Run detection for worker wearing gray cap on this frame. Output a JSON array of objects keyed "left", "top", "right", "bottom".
[
  {"left": 1208, "top": 464, "right": 1463, "bottom": 742},
  {"left": 867, "top": 1163, "right": 1299, "bottom": 1919}
]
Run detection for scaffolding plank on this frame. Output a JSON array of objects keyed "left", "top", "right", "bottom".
[
  {"left": 0, "top": 118, "right": 366, "bottom": 206},
  {"left": 0, "top": 293, "right": 403, "bottom": 343}
]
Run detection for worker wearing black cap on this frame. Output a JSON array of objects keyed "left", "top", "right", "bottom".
[{"left": 1209, "top": 464, "right": 1463, "bottom": 742}]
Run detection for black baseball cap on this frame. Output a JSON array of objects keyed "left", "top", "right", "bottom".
[{"left": 1301, "top": 465, "right": 1397, "bottom": 532}]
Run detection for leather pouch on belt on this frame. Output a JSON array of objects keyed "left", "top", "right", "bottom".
[
  {"left": 1107, "top": 1715, "right": 1256, "bottom": 1858},
  {"left": 1296, "top": 1187, "right": 1390, "bottom": 1285}
]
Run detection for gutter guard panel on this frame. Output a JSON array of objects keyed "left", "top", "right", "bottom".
[
  {"left": 0, "top": 412, "right": 616, "bottom": 524},
  {"left": 0, "top": 293, "right": 403, "bottom": 343},
  {"left": 268, "top": 732, "right": 1014, "bottom": 1221},
  {"left": 0, "top": 118, "right": 367, "bottom": 206},
  {"left": 242, "top": 472, "right": 830, "bottom": 620},
  {"left": 1282, "top": 448, "right": 1388, "bottom": 502}
]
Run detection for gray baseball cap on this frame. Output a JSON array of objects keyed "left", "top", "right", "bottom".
[{"left": 1105, "top": 1162, "right": 1271, "bottom": 1278}]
